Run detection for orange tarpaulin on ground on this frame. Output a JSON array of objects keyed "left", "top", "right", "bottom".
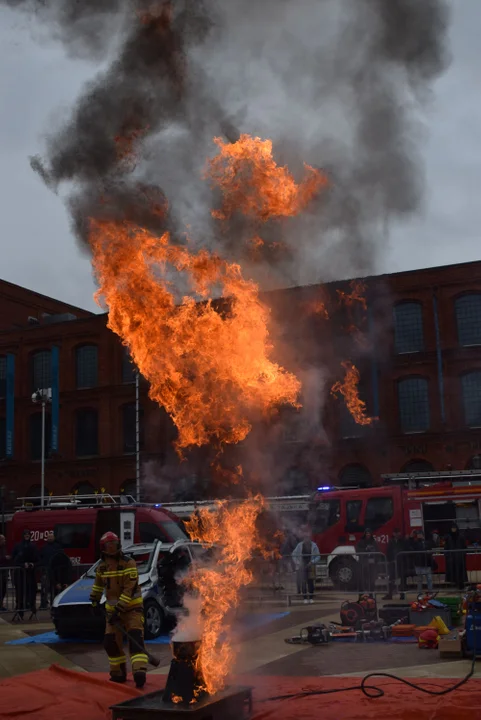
[{"left": 0, "top": 665, "right": 480, "bottom": 719}]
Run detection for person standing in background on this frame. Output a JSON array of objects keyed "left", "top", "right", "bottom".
[
  {"left": 444, "top": 524, "right": 467, "bottom": 590},
  {"left": 411, "top": 530, "right": 435, "bottom": 594},
  {"left": 383, "top": 528, "right": 406, "bottom": 600},
  {"left": 356, "top": 529, "right": 379, "bottom": 593},
  {"left": 12, "top": 530, "right": 39, "bottom": 619},
  {"left": 0, "top": 535, "right": 10, "bottom": 612},
  {"left": 292, "top": 530, "right": 320, "bottom": 604}
]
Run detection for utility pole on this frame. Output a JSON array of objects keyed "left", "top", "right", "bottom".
[
  {"left": 135, "top": 370, "right": 140, "bottom": 502},
  {"left": 32, "top": 388, "right": 51, "bottom": 508}
]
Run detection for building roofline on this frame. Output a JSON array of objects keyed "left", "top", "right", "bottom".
[{"left": 0, "top": 277, "right": 96, "bottom": 316}]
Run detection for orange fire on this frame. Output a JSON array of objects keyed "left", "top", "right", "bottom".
[
  {"left": 88, "top": 133, "right": 323, "bottom": 699},
  {"left": 90, "top": 221, "right": 300, "bottom": 451},
  {"left": 185, "top": 496, "right": 265, "bottom": 694},
  {"left": 337, "top": 279, "right": 367, "bottom": 311},
  {"left": 305, "top": 299, "right": 329, "bottom": 319},
  {"left": 206, "top": 134, "right": 327, "bottom": 223},
  {"left": 330, "top": 361, "right": 375, "bottom": 426}
]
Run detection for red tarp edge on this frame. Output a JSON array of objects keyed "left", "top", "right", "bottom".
[{"left": 0, "top": 664, "right": 480, "bottom": 719}]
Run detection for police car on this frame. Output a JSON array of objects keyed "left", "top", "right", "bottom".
[{"left": 51, "top": 539, "right": 214, "bottom": 640}]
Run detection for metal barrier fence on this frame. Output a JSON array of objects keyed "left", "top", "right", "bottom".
[
  {"left": 393, "top": 548, "right": 481, "bottom": 595},
  {"left": 247, "top": 552, "right": 390, "bottom": 603},
  {"left": 247, "top": 548, "right": 481, "bottom": 604},
  {"left": 0, "top": 563, "right": 91, "bottom": 617}
]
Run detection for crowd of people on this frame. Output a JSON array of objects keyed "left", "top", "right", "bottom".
[
  {"left": 357, "top": 524, "right": 469, "bottom": 598},
  {"left": 279, "top": 523, "right": 470, "bottom": 600},
  {"left": 0, "top": 529, "right": 72, "bottom": 618}
]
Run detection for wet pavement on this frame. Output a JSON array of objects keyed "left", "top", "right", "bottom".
[{"left": 0, "top": 595, "right": 478, "bottom": 682}]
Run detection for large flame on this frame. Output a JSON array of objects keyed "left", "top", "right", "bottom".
[
  {"left": 91, "top": 221, "right": 300, "bottom": 451},
  {"left": 185, "top": 496, "right": 264, "bottom": 694},
  {"left": 206, "top": 134, "right": 327, "bottom": 223},
  {"left": 88, "top": 133, "right": 324, "bottom": 698},
  {"left": 330, "top": 360, "right": 375, "bottom": 426}
]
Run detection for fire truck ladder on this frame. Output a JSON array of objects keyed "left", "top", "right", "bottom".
[{"left": 16, "top": 493, "right": 136, "bottom": 510}]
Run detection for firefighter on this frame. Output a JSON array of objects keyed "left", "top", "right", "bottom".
[{"left": 90, "top": 532, "right": 147, "bottom": 688}]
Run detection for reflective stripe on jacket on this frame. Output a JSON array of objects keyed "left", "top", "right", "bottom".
[{"left": 89, "top": 555, "right": 143, "bottom": 611}]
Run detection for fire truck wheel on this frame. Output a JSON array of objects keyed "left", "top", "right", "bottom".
[
  {"left": 144, "top": 600, "right": 165, "bottom": 640},
  {"left": 329, "top": 557, "right": 358, "bottom": 591}
]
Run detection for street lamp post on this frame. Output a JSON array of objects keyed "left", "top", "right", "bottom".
[
  {"left": 32, "top": 388, "right": 51, "bottom": 508},
  {"left": 135, "top": 370, "right": 140, "bottom": 503}
]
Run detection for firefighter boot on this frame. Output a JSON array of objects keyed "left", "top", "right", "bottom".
[
  {"left": 134, "top": 670, "right": 146, "bottom": 689},
  {"left": 104, "top": 631, "right": 127, "bottom": 683},
  {"left": 110, "top": 665, "right": 127, "bottom": 684}
]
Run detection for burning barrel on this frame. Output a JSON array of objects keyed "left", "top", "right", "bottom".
[{"left": 162, "top": 641, "right": 208, "bottom": 705}]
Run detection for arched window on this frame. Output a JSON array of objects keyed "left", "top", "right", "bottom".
[
  {"left": 402, "top": 459, "right": 434, "bottom": 473},
  {"left": 282, "top": 467, "right": 311, "bottom": 494},
  {"left": 393, "top": 302, "right": 424, "bottom": 354},
  {"left": 338, "top": 464, "right": 372, "bottom": 488},
  {"left": 397, "top": 377, "right": 430, "bottom": 433},
  {"left": 76, "top": 345, "right": 98, "bottom": 389},
  {"left": 75, "top": 408, "right": 99, "bottom": 457},
  {"left": 120, "top": 480, "right": 137, "bottom": 499},
  {"left": 461, "top": 372, "right": 481, "bottom": 427},
  {"left": 71, "top": 481, "right": 96, "bottom": 498},
  {"left": 29, "top": 411, "right": 52, "bottom": 461},
  {"left": 455, "top": 294, "right": 481, "bottom": 347},
  {"left": 31, "top": 349, "right": 51, "bottom": 392},
  {"left": 0, "top": 355, "right": 6, "bottom": 398},
  {"left": 122, "top": 347, "right": 136, "bottom": 384},
  {"left": 122, "top": 403, "right": 145, "bottom": 453}
]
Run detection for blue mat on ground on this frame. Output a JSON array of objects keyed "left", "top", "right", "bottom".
[{"left": 6, "top": 611, "right": 290, "bottom": 646}]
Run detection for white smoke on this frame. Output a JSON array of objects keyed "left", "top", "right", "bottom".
[{"left": 172, "top": 594, "right": 204, "bottom": 642}]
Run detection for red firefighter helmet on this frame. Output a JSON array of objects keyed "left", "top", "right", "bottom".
[{"left": 100, "top": 531, "right": 120, "bottom": 555}]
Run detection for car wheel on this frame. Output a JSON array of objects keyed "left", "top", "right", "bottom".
[
  {"left": 144, "top": 600, "right": 165, "bottom": 640},
  {"left": 329, "top": 557, "right": 359, "bottom": 591}
]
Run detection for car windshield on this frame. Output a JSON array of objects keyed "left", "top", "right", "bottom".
[
  {"left": 85, "top": 546, "right": 154, "bottom": 578},
  {"left": 162, "top": 521, "right": 189, "bottom": 541}
]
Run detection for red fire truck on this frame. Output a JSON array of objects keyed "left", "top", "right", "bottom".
[
  {"left": 163, "top": 472, "right": 481, "bottom": 590},
  {"left": 307, "top": 471, "right": 481, "bottom": 589},
  {"left": 7, "top": 494, "right": 188, "bottom": 565}
]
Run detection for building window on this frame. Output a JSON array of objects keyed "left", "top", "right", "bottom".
[
  {"left": 71, "top": 481, "right": 96, "bottom": 497},
  {"left": 0, "top": 356, "right": 6, "bottom": 398},
  {"left": 397, "top": 377, "right": 430, "bottom": 433},
  {"left": 455, "top": 294, "right": 481, "bottom": 347},
  {"left": 393, "top": 302, "right": 424, "bottom": 353},
  {"left": 122, "top": 403, "right": 145, "bottom": 453},
  {"left": 24, "top": 484, "right": 49, "bottom": 507},
  {"left": 365, "top": 497, "right": 394, "bottom": 531},
  {"left": 122, "top": 347, "right": 136, "bottom": 384},
  {"left": 75, "top": 408, "right": 98, "bottom": 457},
  {"left": 339, "top": 464, "right": 372, "bottom": 488},
  {"left": 76, "top": 345, "right": 98, "bottom": 389},
  {"left": 31, "top": 350, "right": 51, "bottom": 391},
  {"left": 402, "top": 459, "right": 434, "bottom": 473},
  {"left": 0, "top": 417, "right": 5, "bottom": 460},
  {"left": 29, "top": 412, "right": 52, "bottom": 461},
  {"left": 461, "top": 372, "right": 481, "bottom": 428}
]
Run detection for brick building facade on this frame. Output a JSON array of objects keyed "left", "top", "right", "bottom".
[{"left": 1, "top": 260, "right": 481, "bottom": 503}]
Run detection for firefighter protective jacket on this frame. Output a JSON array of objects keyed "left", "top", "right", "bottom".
[{"left": 89, "top": 554, "right": 143, "bottom": 612}]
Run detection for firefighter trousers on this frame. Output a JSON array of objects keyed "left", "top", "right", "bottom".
[{"left": 103, "top": 608, "right": 148, "bottom": 678}]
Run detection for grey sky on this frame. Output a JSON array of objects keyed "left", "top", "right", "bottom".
[{"left": 0, "top": 1, "right": 479, "bottom": 313}]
